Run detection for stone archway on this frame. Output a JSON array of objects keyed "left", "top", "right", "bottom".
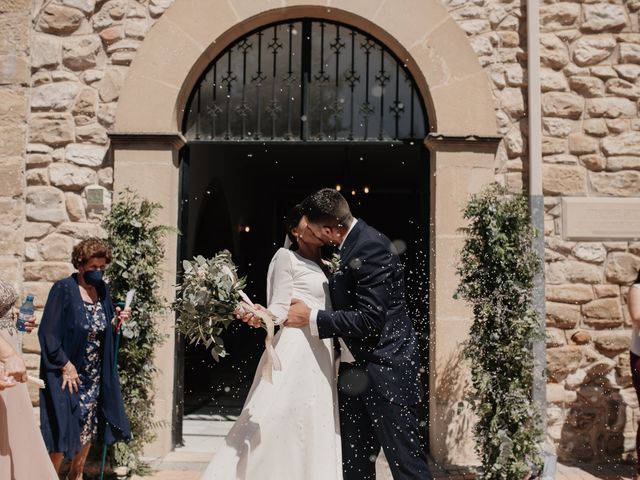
[{"left": 110, "top": 0, "right": 500, "bottom": 464}]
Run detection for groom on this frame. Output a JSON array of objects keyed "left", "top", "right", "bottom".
[{"left": 287, "top": 188, "right": 432, "bottom": 480}]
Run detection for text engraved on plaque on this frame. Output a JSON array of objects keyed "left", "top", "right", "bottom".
[{"left": 563, "top": 197, "right": 640, "bottom": 241}]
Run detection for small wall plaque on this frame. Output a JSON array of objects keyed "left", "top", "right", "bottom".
[
  {"left": 86, "top": 188, "right": 104, "bottom": 209},
  {"left": 562, "top": 197, "right": 640, "bottom": 241}
]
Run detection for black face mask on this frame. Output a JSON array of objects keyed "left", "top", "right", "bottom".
[{"left": 83, "top": 270, "right": 103, "bottom": 286}]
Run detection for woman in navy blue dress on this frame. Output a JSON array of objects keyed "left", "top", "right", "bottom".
[{"left": 39, "top": 238, "right": 132, "bottom": 479}]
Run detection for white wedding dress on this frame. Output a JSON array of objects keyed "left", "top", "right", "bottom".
[{"left": 201, "top": 248, "right": 342, "bottom": 480}]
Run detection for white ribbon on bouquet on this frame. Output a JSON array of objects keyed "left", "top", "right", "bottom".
[{"left": 222, "top": 266, "right": 282, "bottom": 383}]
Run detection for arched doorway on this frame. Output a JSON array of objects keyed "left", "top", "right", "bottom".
[
  {"left": 110, "top": 0, "right": 500, "bottom": 463},
  {"left": 176, "top": 18, "right": 431, "bottom": 451}
]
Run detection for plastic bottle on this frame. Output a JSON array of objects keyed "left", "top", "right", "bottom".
[{"left": 16, "top": 294, "right": 34, "bottom": 333}]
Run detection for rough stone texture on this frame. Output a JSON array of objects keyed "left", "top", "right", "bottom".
[
  {"left": 601, "top": 132, "right": 640, "bottom": 156},
  {"left": 547, "top": 302, "right": 583, "bottom": 329},
  {"left": 547, "top": 346, "right": 583, "bottom": 382},
  {"left": 65, "top": 192, "right": 86, "bottom": 221},
  {"left": 49, "top": 163, "right": 98, "bottom": 190},
  {"left": 31, "top": 34, "right": 60, "bottom": 69},
  {"left": 590, "top": 171, "right": 640, "bottom": 196},
  {"left": 31, "top": 82, "right": 80, "bottom": 111},
  {"left": 582, "top": 298, "right": 623, "bottom": 322},
  {"left": 572, "top": 243, "right": 606, "bottom": 264},
  {"left": 568, "top": 133, "right": 598, "bottom": 155},
  {"left": 586, "top": 97, "right": 637, "bottom": 119},
  {"left": 25, "top": 186, "right": 67, "bottom": 224},
  {"left": 605, "top": 253, "right": 640, "bottom": 284},
  {"left": 572, "top": 35, "right": 617, "bottom": 67},
  {"left": 29, "top": 114, "right": 75, "bottom": 146},
  {"left": 24, "top": 262, "right": 74, "bottom": 282},
  {"left": 37, "top": 4, "right": 84, "bottom": 35},
  {"left": 72, "top": 87, "right": 98, "bottom": 120},
  {"left": 65, "top": 143, "right": 106, "bottom": 166},
  {"left": 542, "top": 92, "right": 584, "bottom": 119},
  {"left": 542, "top": 164, "right": 586, "bottom": 195},
  {"left": 582, "top": 5, "right": 628, "bottom": 33},
  {"left": 62, "top": 36, "right": 102, "bottom": 70},
  {"left": 546, "top": 284, "right": 594, "bottom": 304},
  {"left": 75, "top": 123, "right": 108, "bottom": 145},
  {"left": 541, "top": 33, "right": 570, "bottom": 69},
  {"left": 594, "top": 332, "right": 630, "bottom": 357},
  {"left": 97, "top": 66, "right": 126, "bottom": 102},
  {"left": 569, "top": 76, "right": 604, "bottom": 98}
]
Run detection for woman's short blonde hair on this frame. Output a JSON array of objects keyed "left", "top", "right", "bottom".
[{"left": 71, "top": 237, "right": 112, "bottom": 268}]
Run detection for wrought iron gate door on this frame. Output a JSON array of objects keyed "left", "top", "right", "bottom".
[{"left": 183, "top": 19, "right": 427, "bottom": 142}]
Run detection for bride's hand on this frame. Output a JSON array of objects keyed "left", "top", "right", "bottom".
[{"left": 237, "top": 305, "right": 264, "bottom": 329}]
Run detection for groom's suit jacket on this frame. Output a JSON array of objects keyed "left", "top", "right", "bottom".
[{"left": 317, "top": 219, "right": 421, "bottom": 406}]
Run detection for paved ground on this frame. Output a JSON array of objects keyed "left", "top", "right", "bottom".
[
  {"left": 124, "top": 413, "right": 638, "bottom": 480},
  {"left": 131, "top": 461, "right": 636, "bottom": 480}
]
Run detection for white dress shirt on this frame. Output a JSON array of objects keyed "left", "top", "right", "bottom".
[{"left": 309, "top": 219, "right": 357, "bottom": 363}]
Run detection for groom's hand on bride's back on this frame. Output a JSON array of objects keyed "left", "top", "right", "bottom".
[
  {"left": 236, "top": 306, "right": 263, "bottom": 329},
  {"left": 285, "top": 299, "right": 310, "bottom": 327}
]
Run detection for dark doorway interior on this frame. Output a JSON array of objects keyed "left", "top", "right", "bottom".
[{"left": 176, "top": 141, "right": 430, "bottom": 445}]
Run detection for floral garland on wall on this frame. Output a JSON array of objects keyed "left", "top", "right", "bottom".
[
  {"left": 456, "top": 184, "right": 544, "bottom": 479},
  {"left": 103, "top": 189, "right": 171, "bottom": 474}
]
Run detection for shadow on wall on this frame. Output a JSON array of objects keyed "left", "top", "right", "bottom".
[
  {"left": 557, "top": 362, "right": 637, "bottom": 465},
  {"left": 434, "top": 343, "right": 478, "bottom": 465}
]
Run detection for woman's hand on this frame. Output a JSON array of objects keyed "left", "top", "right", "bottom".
[
  {"left": 114, "top": 306, "right": 131, "bottom": 328},
  {"left": 13, "top": 307, "right": 37, "bottom": 333},
  {"left": 3, "top": 352, "right": 27, "bottom": 383},
  {"left": 0, "top": 377, "right": 16, "bottom": 391},
  {"left": 236, "top": 304, "right": 264, "bottom": 329},
  {"left": 61, "top": 361, "right": 80, "bottom": 393}
]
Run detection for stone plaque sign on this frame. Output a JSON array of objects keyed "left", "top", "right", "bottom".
[
  {"left": 86, "top": 188, "right": 104, "bottom": 209},
  {"left": 563, "top": 197, "right": 640, "bottom": 241}
]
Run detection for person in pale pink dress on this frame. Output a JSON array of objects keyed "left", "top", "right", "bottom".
[{"left": 0, "top": 278, "right": 58, "bottom": 479}]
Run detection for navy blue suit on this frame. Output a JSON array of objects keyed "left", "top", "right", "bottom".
[{"left": 316, "top": 220, "right": 431, "bottom": 479}]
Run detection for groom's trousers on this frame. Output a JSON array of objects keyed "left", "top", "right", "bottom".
[{"left": 338, "top": 364, "right": 432, "bottom": 480}]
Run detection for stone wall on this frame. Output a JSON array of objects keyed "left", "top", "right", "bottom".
[
  {"left": 1, "top": 0, "right": 32, "bottom": 391},
  {"left": 19, "top": 0, "right": 174, "bottom": 404},
  {"left": 1, "top": 0, "right": 30, "bottom": 288},
  {"left": 442, "top": 0, "right": 527, "bottom": 189},
  {"left": 539, "top": 0, "right": 640, "bottom": 464},
  {"left": 445, "top": 0, "right": 640, "bottom": 464}
]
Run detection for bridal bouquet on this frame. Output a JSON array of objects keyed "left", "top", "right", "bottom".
[{"left": 173, "top": 250, "right": 281, "bottom": 380}]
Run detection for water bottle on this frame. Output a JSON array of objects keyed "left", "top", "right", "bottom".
[{"left": 16, "top": 294, "right": 35, "bottom": 333}]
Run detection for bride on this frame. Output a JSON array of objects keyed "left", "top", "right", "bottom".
[{"left": 200, "top": 204, "right": 342, "bottom": 480}]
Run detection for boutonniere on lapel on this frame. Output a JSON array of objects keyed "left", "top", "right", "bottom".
[{"left": 325, "top": 251, "right": 341, "bottom": 274}]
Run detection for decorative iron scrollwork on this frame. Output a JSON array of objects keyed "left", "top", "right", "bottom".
[{"left": 183, "top": 19, "right": 427, "bottom": 142}]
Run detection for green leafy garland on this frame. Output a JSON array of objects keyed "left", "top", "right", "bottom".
[
  {"left": 103, "top": 189, "right": 170, "bottom": 474},
  {"left": 455, "top": 184, "right": 544, "bottom": 480}
]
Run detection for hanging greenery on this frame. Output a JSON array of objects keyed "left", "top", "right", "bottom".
[
  {"left": 455, "top": 183, "right": 544, "bottom": 480},
  {"left": 103, "top": 189, "right": 171, "bottom": 474}
]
